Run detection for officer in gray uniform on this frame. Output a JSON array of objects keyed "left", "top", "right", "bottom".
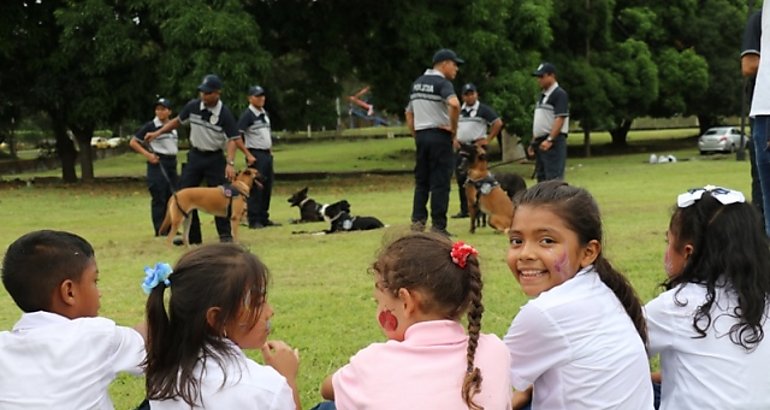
[
  {"left": 452, "top": 83, "right": 503, "bottom": 218},
  {"left": 145, "top": 74, "right": 249, "bottom": 244},
  {"left": 529, "top": 62, "right": 569, "bottom": 182},
  {"left": 237, "top": 85, "right": 280, "bottom": 229},
  {"left": 130, "top": 97, "right": 179, "bottom": 236},
  {"left": 405, "top": 48, "right": 463, "bottom": 236}
]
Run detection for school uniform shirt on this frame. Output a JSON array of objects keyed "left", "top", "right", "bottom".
[
  {"left": 751, "top": 1, "right": 770, "bottom": 116},
  {"left": 504, "top": 266, "right": 654, "bottom": 410},
  {"left": 0, "top": 311, "right": 145, "bottom": 410},
  {"left": 646, "top": 283, "right": 770, "bottom": 410},
  {"left": 332, "top": 320, "right": 512, "bottom": 410},
  {"left": 150, "top": 338, "right": 295, "bottom": 410},
  {"left": 238, "top": 105, "right": 272, "bottom": 150},
  {"left": 457, "top": 101, "right": 500, "bottom": 144},
  {"left": 133, "top": 117, "right": 179, "bottom": 156},
  {"left": 178, "top": 99, "right": 240, "bottom": 152}
]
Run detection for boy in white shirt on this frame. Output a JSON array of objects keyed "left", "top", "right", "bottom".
[{"left": 0, "top": 230, "right": 146, "bottom": 410}]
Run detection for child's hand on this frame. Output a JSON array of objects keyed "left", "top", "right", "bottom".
[{"left": 261, "top": 340, "right": 300, "bottom": 381}]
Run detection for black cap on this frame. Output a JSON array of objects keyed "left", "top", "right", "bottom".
[
  {"left": 532, "top": 62, "right": 556, "bottom": 77},
  {"left": 154, "top": 98, "right": 172, "bottom": 109},
  {"left": 197, "top": 74, "right": 223, "bottom": 93},
  {"left": 432, "top": 48, "right": 464, "bottom": 65},
  {"left": 248, "top": 85, "right": 265, "bottom": 96},
  {"left": 462, "top": 83, "right": 477, "bottom": 94}
]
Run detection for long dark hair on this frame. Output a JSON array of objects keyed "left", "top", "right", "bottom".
[
  {"left": 666, "top": 192, "right": 770, "bottom": 350},
  {"left": 144, "top": 244, "right": 269, "bottom": 407},
  {"left": 373, "top": 232, "right": 485, "bottom": 410},
  {"left": 512, "top": 181, "right": 648, "bottom": 345}
]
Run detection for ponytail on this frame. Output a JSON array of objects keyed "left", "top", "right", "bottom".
[{"left": 594, "top": 256, "right": 648, "bottom": 346}]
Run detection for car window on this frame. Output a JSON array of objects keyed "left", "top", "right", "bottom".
[
  {"left": 731, "top": 129, "right": 740, "bottom": 135},
  {"left": 704, "top": 130, "right": 718, "bottom": 135}
]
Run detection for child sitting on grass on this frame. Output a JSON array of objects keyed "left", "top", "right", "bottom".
[
  {"left": 646, "top": 186, "right": 770, "bottom": 409},
  {"left": 0, "top": 230, "right": 146, "bottom": 409},
  {"left": 144, "top": 243, "right": 300, "bottom": 410},
  {"left": 319, "top": 232, "right": 512, "bottom": 410}
]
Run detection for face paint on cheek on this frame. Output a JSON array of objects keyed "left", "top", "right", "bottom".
[
  {"left": 553, "top": 251, "right": 571, "bottom": 280},
  {"left": 378, "top": 310, "right": 398, "bottom": 332}
]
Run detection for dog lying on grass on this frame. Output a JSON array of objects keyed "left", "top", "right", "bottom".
[
  {"left": 287, "top": 187, "right": 325, "bottom": 223},
  {"left": 321, "top": 200, "right": 384, "bottom": 233},
  {"left": 159, "top": 168, "right": 261, "bottom": 246},
  {"left": 457, "top": 144, "right": 524, "bottom": 233}
]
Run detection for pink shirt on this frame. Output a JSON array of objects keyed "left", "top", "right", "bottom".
[{"left": 332, "top": 320, "right": 512, "bottom": 410}]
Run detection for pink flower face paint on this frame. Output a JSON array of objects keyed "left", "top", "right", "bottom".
[{"left": 553, "top": 251, "right": 571, "bottom": 281}]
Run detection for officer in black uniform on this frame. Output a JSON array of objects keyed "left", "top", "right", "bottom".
[
  {"left": 405, "top": 48, "right": 463, "bottom": 236},
  {"left": 130, "top": 98, "right": 179, "bottom": 236},
  {"left": 145, "top": 74, "right": 249, "bottom": 244}
]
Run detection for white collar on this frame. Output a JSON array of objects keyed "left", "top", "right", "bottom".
[
  {"left": 461, "top": 101, "right": 480, "bottom": 111},
  {"left": 12, "top": 311, "right": 70, "bottom": 332},
  {"left": 248, "top": 105, "right": 267, "bottom": 117},
  {"left": 542, "top": 81, "right": 559, "bottom": 97},
  {"left": 199, "top": 99, "right": 223, "bottom": 116},
  {"left": 424, "top": 68, "right": 446, "bottom": 78}
]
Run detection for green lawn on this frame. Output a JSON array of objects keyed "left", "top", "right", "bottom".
[{"left": 0, "top": 131, "right": 755, "bottom": 408}]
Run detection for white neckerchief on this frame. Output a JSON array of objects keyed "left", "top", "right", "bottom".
[{"left": 199, "top": 99, "right": 223, "bottom": 116}]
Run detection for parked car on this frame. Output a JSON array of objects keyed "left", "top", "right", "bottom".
[
  {"left": 698, "top": 126, "right": 747, "bottom": 154},
  {"left": 90, "top": 137, "right": 110, "bottom": 149},
  {"left": 106, "top": 137, "right": 125, "bottom": 147}
]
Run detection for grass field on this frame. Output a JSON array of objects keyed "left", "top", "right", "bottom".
[{"left": 0, "top": 130, "right": 755, "bottom": 409}]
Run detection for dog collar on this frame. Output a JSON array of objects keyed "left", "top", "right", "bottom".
[{"left": 299, "top": 197, "right": 311, "bottom": 207}]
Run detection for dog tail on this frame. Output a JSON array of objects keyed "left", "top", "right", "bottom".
[{"left": 158, "top": 198, "right": 173, "bottom": 236}]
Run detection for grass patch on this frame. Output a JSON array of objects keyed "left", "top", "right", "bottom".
[{"left": 0, "top": 132, "right": 754, "bottom": 408}]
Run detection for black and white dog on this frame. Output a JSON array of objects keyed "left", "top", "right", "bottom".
[
  {"left": 321, "top": 200, "right": 384, "bottom": 233},
  {"left": 287, "top": 187, "right": 325, "bottom": 223}
]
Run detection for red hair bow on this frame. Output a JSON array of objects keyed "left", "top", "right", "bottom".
[{"left": 450, "top": 241, "right": 478, "bottom": 268}]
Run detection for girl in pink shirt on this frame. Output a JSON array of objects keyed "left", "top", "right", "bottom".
[{"left": 319, "top": 232, "right": 512, "bottom": 410}]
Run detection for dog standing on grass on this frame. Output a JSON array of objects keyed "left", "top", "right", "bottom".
[
  {"left": 159, "top": 168, "right": 261, "bottom": 246},
  {"left": 458, "top": 144, "right": 522, "bottom": 233}
]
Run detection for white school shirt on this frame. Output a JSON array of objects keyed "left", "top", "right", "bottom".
[
  {"left": 504, "top": 266, "right": 654, "bottom": 410},
  {"left": 0, "top": 311, "right": 145, "bottom": 410},
  {"left": 150, "top": 338, "right": 295, "bottom": 410},
  {"left": 751, "top": 0, "right": 770, "bottom": 116},
  {"left": 646, "top": 283, "right": 770, "bottom": 410}
]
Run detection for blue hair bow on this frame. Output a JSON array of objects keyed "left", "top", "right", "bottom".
[{"left": 141, "top": 262, "right": 173, "bottom": 294}]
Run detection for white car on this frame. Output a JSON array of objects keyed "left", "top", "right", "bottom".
[{"left": 698, "top": 126, "right": 747, "bottom": 154}]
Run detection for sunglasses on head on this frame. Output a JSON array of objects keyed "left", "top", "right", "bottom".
[{"left": 677, "top": 185, "right": 745, "bottom": 208}]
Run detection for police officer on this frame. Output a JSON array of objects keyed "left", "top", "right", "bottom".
[
  {"left": 405, "top": 48, "right": 463, "bottom": 236},
  {"left": 452, "top": 83, "right": 503, "bottom": 218},
  {"left": 130, "top": 97, "right": 179, "bottom": 236},
  {"left": 529, "top": 62, "right": 569, "bottom": 182},
  {"left": 145, "top": 74, "right": 250, "bottom": 244},
  {"left": 237, "top": 85, "right": 280, "bottom": 229}
]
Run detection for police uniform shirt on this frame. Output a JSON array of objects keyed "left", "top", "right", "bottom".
[
  {"left": 133, "top": 117, "right": 178, "bottom": 156},
  {"left": 457, "top": 101, "right": 500, "bottom": 143},
  {"left": 406, "top": 69, "right": 457, "bottom": 131},
  {"left": 237, "top": 105, "right": 272, "bottom": 150},
  {"left": 178, "top": 99, "right": 240, "bottom": 151},
  {"left": 532, "top": 82, "right": 569, "bottom": 138}
]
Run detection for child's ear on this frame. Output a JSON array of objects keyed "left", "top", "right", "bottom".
[
  {"left": 579, "top": 239, "right": 602, "bottom": 268},
  {"left": 683, "top": 243, "right": 694, "bottom": 259},
  {"left": 397, "top": 288, "right": 420, "bottom": 317},
  {"left": 58, "top": 279, "right": 77, "bottom": 307},
  {"left": 205, "top": 307, "right": 222, "bottom": 331}
]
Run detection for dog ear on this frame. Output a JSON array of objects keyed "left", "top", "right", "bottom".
[{"left": 301, "top": 187, "right": 308, "bottom": 194}]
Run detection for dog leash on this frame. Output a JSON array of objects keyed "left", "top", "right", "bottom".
[{"left": 141, "top": 142, "right": 189, "bottom": 220}]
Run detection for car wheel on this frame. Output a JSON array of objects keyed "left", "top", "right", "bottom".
[{"left": 699, "top": 150, "right": 706, "bottom": 155}]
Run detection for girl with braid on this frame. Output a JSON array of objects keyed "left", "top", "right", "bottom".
[
  {"left": 319, "top": 232, "right": 512, "bottom": 410},
  {"left": 504, "top": 181, "right": 653, "bottom": 409}
]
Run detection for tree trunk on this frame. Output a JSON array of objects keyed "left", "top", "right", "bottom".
[
  {"left": 582, "top": 119, "right": 591, "bottom": 157},
  {"left": 610, "top": 118, "right": 634, "bottom": 146},
  {"left": 51, "top": 118, "right": 78, "bottom": 182},
  {"left": 72, "top": 126, "right": 95, "bottom": 182},
  {"left": 697, "top": 114, "right": 717, "bottom": 135}
]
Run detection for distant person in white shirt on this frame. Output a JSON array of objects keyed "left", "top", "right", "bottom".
[
  {"left": 144, "top": 243, "right": 300, "bottom": 410},
  {"left": 504, "top": 181, "right": 653, "bottom": 410},
  {"left": 646, "top": 186, "right": 770, "bottom": 410},
  {"left": 0, "top": 230, "right": 146, "bottom": 410}
]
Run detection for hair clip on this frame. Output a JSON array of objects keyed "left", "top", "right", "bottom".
[
  {"left": 450, "top": 241, "right": 478, "bottom": 268},
  {"left": 677, "top": 185, "right": 745, "bottom": 208},
  {"left": 141, "top": 262, "right": 173, "bottom": 294}
]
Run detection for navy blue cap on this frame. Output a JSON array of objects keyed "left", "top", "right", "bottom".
[
  {"left": 248, "top": 85, "right": 265, "bottom": 96},
  {"left": 462, "top": 83, "right": 477, "bottom": 94},
  {"left": 197, "top": 74, "right": 223, "bottom": 92},
  {"left": 532, "top": 62, "right": 557, "bottom": 76},
  {"left": 432, "top": 48, "right": 464, "bottom": 65},
  {"left": 154, "top": 98, "right": 172, "bottom": 109}
]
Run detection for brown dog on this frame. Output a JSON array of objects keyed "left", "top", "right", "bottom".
[
  {"left": 460, "top": 144, "right": 514, "bottom": 234},
  {"left": 159, "top": 168, "right": 261, "bottom": 246}
]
